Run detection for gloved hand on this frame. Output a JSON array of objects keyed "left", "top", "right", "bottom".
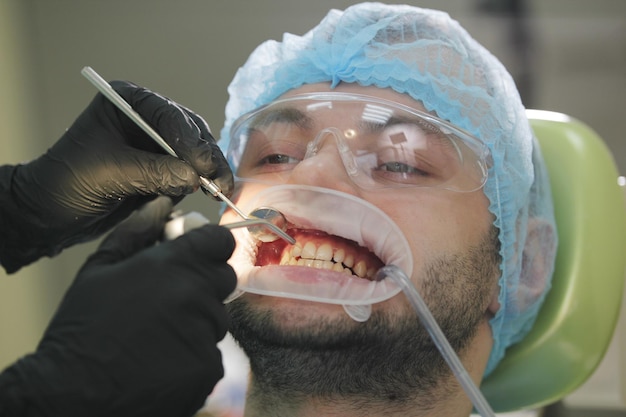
[
  {"left": 0, "top": 80, "right": 233, "bottom": 273},
  {"left": 0, "top": 197, "right": 237, "bottom": 417}
]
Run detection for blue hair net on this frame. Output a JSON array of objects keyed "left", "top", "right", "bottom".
[{"left": 218, "top": 2, "right": 557, "bottom": 376}]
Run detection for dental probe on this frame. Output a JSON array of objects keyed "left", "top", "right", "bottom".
[
  {"left": 164, "top": 209, "right": 291, "bottom": 242},
  {"left": 81, "top": 66, "right": 294, "bottom": 245}
]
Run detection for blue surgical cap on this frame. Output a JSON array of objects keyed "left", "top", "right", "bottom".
[{"left": 218, "top": 2, "right": 557, "bottom": 376}]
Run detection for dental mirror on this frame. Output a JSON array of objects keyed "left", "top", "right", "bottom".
[{"left": 246, "top": 207, "right": 289, "bottom": 242}]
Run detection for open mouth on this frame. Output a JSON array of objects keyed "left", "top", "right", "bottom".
[
  {"left": 255, "top": 227, "right": 385, "bottom": 281},
  {"left": 225, "top": 184, "right": 413, "bottom": 306}
]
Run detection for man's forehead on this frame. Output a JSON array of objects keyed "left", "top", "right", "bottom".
[{"left": 280, "top": 82, "right": 430, "bottom": 113}]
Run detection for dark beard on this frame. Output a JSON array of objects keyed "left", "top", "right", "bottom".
[{"left": 226, "top": 227, "right": 500, "bottom": 411}]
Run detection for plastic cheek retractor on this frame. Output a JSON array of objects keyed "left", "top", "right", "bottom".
[{"left": 225, "top": 184, "right": 414, "bottom": 322}]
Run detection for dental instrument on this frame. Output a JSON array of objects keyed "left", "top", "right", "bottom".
[
  {"left": 80, "top": 66, "right": 294, "bottom": 245},
  {"left": 164, "top": 208, "right": 290, "bottom": 242}
]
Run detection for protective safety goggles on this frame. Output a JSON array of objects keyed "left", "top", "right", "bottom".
[{"left": 227, "top": 92, "right": 492, "bottom": 192}]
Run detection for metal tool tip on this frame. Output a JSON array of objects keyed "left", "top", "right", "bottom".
[{"left": 248, "top": 207, "right": 290, "bottom": 243}]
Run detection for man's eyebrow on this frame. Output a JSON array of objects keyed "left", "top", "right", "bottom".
[
  {"left": 249, "top": 107, "right": 314, "bottom": 130},
  {"left": 359, "top": 115, "right": 444, "bottom": 136}
]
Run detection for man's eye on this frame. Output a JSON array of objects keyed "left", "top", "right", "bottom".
[
  {"left": 260, "top": 154, "right": 301, "bottom": 165},
  {"left": 376, "top": 162, "right": 429, "bottom": 176}
]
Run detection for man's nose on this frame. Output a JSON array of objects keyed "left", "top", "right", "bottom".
[{"left": 285, "top": 129, "right": 361, "bottom": 196}]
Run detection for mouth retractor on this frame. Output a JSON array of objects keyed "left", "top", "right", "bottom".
[{"left": 225, "top": 184, "right": 414, "bottom": 321}]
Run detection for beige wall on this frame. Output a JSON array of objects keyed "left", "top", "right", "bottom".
[{"left": 0, "top": 0, "right": 53, "bottom": 368}]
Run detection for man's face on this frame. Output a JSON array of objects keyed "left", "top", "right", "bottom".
[{"left": 219, "top": 83, "right": 501, "bottom": 403}]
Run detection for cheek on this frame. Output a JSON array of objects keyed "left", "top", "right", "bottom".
[{"left": 369, "top": 191, "right": 493, "bottom": 264}]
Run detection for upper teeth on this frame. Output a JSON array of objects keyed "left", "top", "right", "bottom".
[{"left": 279, "top": 241, "right": 376, "bottom": 279}]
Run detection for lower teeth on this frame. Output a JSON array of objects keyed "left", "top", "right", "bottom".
[{"left": 280, "top": 256, "right": 369, "bottom": 278}]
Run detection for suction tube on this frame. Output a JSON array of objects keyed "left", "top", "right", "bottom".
[{"left": 377, "top": 265, "right": 496, "bottom": 417}]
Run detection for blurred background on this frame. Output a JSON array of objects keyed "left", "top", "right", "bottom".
[{"left": 1, "top": 0, "right": 624, "bottom": 415}]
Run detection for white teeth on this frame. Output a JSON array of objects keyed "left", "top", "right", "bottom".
[
  {"left": 354, "top": 260, "right": 367, "bottom": 278},
  {"left": 299, "top": 259, "right": 314, "bottom": 267},
  {"left": 316, "top": 243, "right": 333, "bottom": 261},
  {"left": 367, "top": 267, "right": 377, "bottom": 279},
  {"left": 275, "top": 239, "right": 375, "bottom": 279},
  {"left": 301, "top": 242, "right": 317, "bottom": 259},
  {"left": 343, "top": 253, "right": 354, "bottom": 268}
]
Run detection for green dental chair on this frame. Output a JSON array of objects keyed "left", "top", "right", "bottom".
[{"left": 480, "top": 110, "right": 626, "bottom": 412}]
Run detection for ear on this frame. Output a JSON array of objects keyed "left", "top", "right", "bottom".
[
  {"left": 487, "top": 217, "right": 558, "bottom": 315},
  {"left": 487, "top": 281, "right": 501, "bottom": 316},
  {"left": 517, "top": 217, "right": 558, "bottom": 311}
]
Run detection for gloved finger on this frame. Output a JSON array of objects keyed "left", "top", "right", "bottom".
[
  {"left": 206, "top": 153, "right": 235, "bottom": 198},
  {"left": 111, "top": 81, "right": 234, "bottom": 195},
  {"left": 99, "top": 149, "right": 200, "bottom": 197},
  {"left": 157, "top": 259, "right": 235, "bottom": 340},
  {"left": 83, "top": 196, "right": 174, "bottom": 269},
  {"left": 156, "top": 224, "right": 237, "bottom": 299},
  {"left": 111, "top": 81, "right": 209, "bottom": 160},
  {"left": 183, "top": 109, "right": 235, "bottom": 198}
]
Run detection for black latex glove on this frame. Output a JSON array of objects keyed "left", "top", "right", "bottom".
[
  {"left": 0, "top": 80, "right": 233, "bottom": 273},
  {"left": 0, "top": 196, "right": 237, "bottom": 417}
]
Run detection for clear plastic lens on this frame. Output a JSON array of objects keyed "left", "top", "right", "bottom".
[{"left": 229, "top": 93, "right": 491, "bottom": 192}]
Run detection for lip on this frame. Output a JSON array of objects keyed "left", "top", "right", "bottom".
[
  {"left": 253, "top": 264, "right": 371, "bottom": 286},
  {"left": 225, "top": 184, "right": 413, "bottom": 305}
]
